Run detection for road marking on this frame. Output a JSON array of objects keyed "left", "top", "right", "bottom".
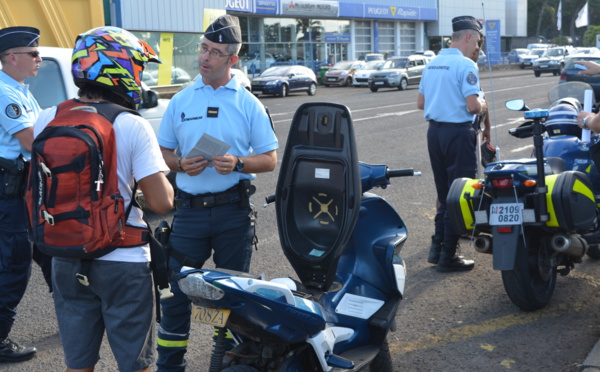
[
  {"left": 391, "top": 301, "right": 583, "bottom": 353},
  {"left": 353, "top": 110, "right": 420, "bottom": 121}
]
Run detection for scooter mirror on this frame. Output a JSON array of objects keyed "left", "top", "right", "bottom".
[{"left": 506, "top": 99, "right": 526, "bottom": 111}]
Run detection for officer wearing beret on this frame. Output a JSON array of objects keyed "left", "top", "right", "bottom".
[
  {"left": 157, "top": 15, "right": 278, "bottom": 371},
  {"left": 417, "top": 16, "right": 486, "bottom": 272},
  {"left": 0, "top": 26, "right": 42, "bottom": 362}
]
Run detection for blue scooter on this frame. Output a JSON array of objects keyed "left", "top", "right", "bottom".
[
  {"left": 177, "top": 102, "right": 418, "bottom": 371},
  {"left": 447, "top": 82, "right": 599, "bottom": 311}
]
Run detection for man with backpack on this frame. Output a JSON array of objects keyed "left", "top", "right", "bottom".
[
  {"left": 30, "top": 27, "right": 174, "bottom": 372},
  {"left": 0, "top": 25, "right": 43, "bottom": 363}
]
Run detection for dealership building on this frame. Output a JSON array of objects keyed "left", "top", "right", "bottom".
[{"left": 109, "top": 0, "right": 527, "bottom": 82}]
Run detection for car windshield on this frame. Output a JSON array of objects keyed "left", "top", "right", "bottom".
[
  {"left": 530, "top": 49, "right": 545, "bottom": 57},
  {"left": 544, "top": 49, "right": 564, "bottom": 57},
  {"left": 260, "top": 67, "right": 290, "bottom": 77},
  {"left": 332, "top": 61, "right": 354, "bottom": 70},
  {"left": 363, "top": 60, "right": 384, "bottom": 70},
  {"left": 383, "top": 58, "right": 407, "bottom": 69}
]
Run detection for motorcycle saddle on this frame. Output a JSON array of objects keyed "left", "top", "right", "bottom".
[{"left": 275, "top": 102, "right": 361, "bottom": 291}]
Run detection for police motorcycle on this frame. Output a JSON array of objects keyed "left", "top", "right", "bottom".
[
  {"left": 447, "top": 82, "right": 599, "bottom": 311},
  {"left": 176, "top": 102, "right": 418, "bottom": 371}
]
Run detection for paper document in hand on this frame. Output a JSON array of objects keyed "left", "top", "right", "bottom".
[{"left": 185, "top": 133, "right": 231, "bottom": 168}]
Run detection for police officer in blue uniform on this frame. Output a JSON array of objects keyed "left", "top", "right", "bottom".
[
  {"left": 0, "top": 26, "right": 42, "bottom": 362},
  {"left": 156, "top": 15, "right": 278, "bottom": 371},
  {"left": 417, "top": 16, "right": 487, "bottom": 272}
]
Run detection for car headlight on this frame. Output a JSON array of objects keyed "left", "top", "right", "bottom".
[
  {"left": 389, "top": 72, "right": 399, "bottom": 78},
  {"left": 549, "top": 60, "right": 559, "bottom": 65},
  {"left": 266, "top": 80, "right": 278, "bottom": 85},
  {"left": 340, "top": 71, "right": 348, "bottom": 76}
]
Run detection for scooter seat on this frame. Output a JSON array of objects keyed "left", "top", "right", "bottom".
[{"left": 276, "top": 103, "right": 361, "bottom": 291}]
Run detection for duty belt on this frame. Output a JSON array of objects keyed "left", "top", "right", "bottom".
[{"left": 175, "top": 181, "right": 255, "bottom": 209}]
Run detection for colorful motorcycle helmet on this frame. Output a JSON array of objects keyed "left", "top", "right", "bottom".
[
  {"left": 71, "top": 27, "right": 161, "bottom": 110},
  {"left": 544, "top": 103, "right": 581, "bottom": 137}
]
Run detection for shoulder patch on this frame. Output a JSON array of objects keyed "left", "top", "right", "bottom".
[
  {"left": 466, "top": 72, "right": 478, "bottom": 86},
  {"left": 5, "top": 104, "right": 21, "bottom": 119}
]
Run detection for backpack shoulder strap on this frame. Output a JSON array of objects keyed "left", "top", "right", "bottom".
[{"left": 56, "top": 99, "right": 140, "bottom": 123}]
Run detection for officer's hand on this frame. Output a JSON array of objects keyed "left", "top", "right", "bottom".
[
  {"left": 213, "top": 154, "right": 237, "bottom": 175},
  {"left": 180, "top": 156, "right": 208, "bottom": 176}
]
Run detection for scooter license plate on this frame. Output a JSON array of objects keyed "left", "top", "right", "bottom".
[
  {"left": 489, "top": 203, "right": 524, "bottom": 225},
  {"left": 191, "top": 305, "right": 230, "bottom": 327}
]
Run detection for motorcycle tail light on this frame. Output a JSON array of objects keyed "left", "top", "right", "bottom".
[
  {"left": 491, "top": 177, "right": 513, "bottom": 188},
  {"left": 497, "top": 226, "right": 513, "bottom": 233}
]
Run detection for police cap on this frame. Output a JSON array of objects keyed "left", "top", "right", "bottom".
[
  {"left": 452, "top": 16, "right": 482, "bottom": 33},
  {"left": 204, "top": 15, "right": 242, "bottom": 44},
  {"left": 0, "top": 26, "right": 40, "bottom": 54}
]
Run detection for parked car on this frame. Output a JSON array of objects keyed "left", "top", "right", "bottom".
[
  {"left": 242, "top": 53, "right": 276, "bottom": 75},
  {"left": 559, "top": 53, "right": 600, "bottom": 98},
  {"left": 352, "top": 60, "right": 385, "bottom": 87},
  {"left": 368, "top": 54, "right": 427, "bottom": 92},
  {"left": 364, "top": 53, "right": 384, "bottom": 62},
  {"left": 149, "top": 67, "right": 192, "bottom": 85},
  {"left": 533, "top": 46, "right": 573, "bottom": 77},
  {"left": 507, "top": 48, "right": 529, "bottom": 64},
  {"left": 520, "top": 48, "right": 546, "bottom": 69},
  {"left": 477, "top": 51, "right": 487, "bottom": 65},
  {"left": 24, "top": 46, "right": 169, "bottom": 135},
  {"left": 251, "top": 65, "right": 317, "bottom": 97},
  {"left": 571, "top": 47, "right": 600, "bottom": 55},
  {"left": 142, "top": 71, "right": 158, "bottom": 86},
  {"left": 179, "top": 69, "right": 252, "bottom": 91},
  {"left": 323, "top": 60, "right": 365, "bottom": 87}
]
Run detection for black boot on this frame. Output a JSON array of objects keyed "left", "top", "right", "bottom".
[
  {"left": 427, "top": 235, "right": 443, "bottom": 264},
  {"left": 437, "top": 242, "right": 474, "bottom": 272},
  {"left": 0, "top": 337, "right": 36, "bottom": 363}
]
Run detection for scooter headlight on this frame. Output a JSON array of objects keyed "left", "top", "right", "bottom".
[{"left": 179, "top": 271, "right": 225, "bottom": 300}]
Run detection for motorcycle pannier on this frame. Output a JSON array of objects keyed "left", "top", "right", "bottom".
[
  {"left": 545, "top": 170, "right": 596, "bottom": 231},
  {"left": 446, "top": 178, "right": 484, "bottom": 234}
]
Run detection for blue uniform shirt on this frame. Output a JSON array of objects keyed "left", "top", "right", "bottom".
[
  {"left": 0, "top": 71, "right": 39, "bottom": 160},
  {"left": 158, "top": 73, "right": 278, "bottom": 195},
  {"left": 419, "top": 48, "right": 481, "bottom": 123}
]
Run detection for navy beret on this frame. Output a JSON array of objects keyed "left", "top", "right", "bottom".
[
  {"left": 452, "top": 16, "right": 482, "bottom": 33},
  {"left": 204, "top": 15, "right": 242, "bottom": 44},
  {"left": 0, "top": 26, "right": 40, "bottom": 54}
]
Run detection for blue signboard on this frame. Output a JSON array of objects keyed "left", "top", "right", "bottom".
[
  {"left": 255, "top": 0, "right": 278, "bottom": 15},
  {"left": 325, "top": 32, "right": 351, "bottom": 43},
  {"left": 485, "top": 20, "right": 501, "bottom": 65}
]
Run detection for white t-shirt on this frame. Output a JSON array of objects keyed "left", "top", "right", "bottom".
[{"left": 34, "top": 104, "right": 169, "bottom": 262}]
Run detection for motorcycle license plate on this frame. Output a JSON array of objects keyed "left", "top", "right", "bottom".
[
  {"left": 191, "top": 305, "right": 230, "bottom": 327},
  {"left": 489, "top": 203, "right": 524, "bottom": 225}
]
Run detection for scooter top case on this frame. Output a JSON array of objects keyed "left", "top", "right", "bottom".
[{"left": 276, "top": 102, "right": 361, "bottom": 291}]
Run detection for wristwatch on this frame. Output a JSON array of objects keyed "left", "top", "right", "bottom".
[{"left": 234, "top": 156, "right": 244, "bottom": 172}]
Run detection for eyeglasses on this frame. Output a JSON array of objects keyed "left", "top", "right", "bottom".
[
  {"left": 9, "top": 51, "right": 40, "bottom": 58},
  {"left": 197, "top": 44, "right": 232, "bottom": 60}
]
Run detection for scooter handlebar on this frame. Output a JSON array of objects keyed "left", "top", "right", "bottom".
[{"left": 387, "top": 168, "right": 419, "bottom": 178}]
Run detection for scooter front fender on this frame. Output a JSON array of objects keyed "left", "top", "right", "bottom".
[{"left": 492, "top": 225, "right": 522, "bottom": 271}]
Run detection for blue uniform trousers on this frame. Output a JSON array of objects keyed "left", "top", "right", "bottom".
[
  {"left": 156, "top": 202, "right": 254, "bottom": 372},
  {"left": 427, "top": 121, "right": 477, "bottom": 250},
  {"left": 0, "top": 172, "right": 32, "bottom": 339}
]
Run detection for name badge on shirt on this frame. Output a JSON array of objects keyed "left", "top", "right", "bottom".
[{"left": 207, "top": 107, "right": 219, "bottom": 118}]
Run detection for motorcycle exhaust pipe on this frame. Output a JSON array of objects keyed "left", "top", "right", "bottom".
[
  {"left": 550, "top": 234, "right": 588, "bottom": 257},
  {"left": 474, "top": 235, "right": 493, "bottom": 254}
]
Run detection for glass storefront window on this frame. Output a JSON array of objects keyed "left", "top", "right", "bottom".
[{"left": 355, "top": 20, "right": 372, "bottom": 60}]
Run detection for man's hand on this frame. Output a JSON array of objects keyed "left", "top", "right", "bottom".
[
  {"left": 212, "top": 154, "right": 237, "bottom": 175},
  {"left": 576, "top": 60, "right": 600, "bottom": 76}
]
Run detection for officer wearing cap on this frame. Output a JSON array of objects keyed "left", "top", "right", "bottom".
[
  {"left": 417, "top": 16, "right": 486, "bottom": 272},
  {"left": 157, "top": 15, "right": 278, "bottom": 371},
  {"left": 0, "top": 26, "right": 43, "bottom": 362}
]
